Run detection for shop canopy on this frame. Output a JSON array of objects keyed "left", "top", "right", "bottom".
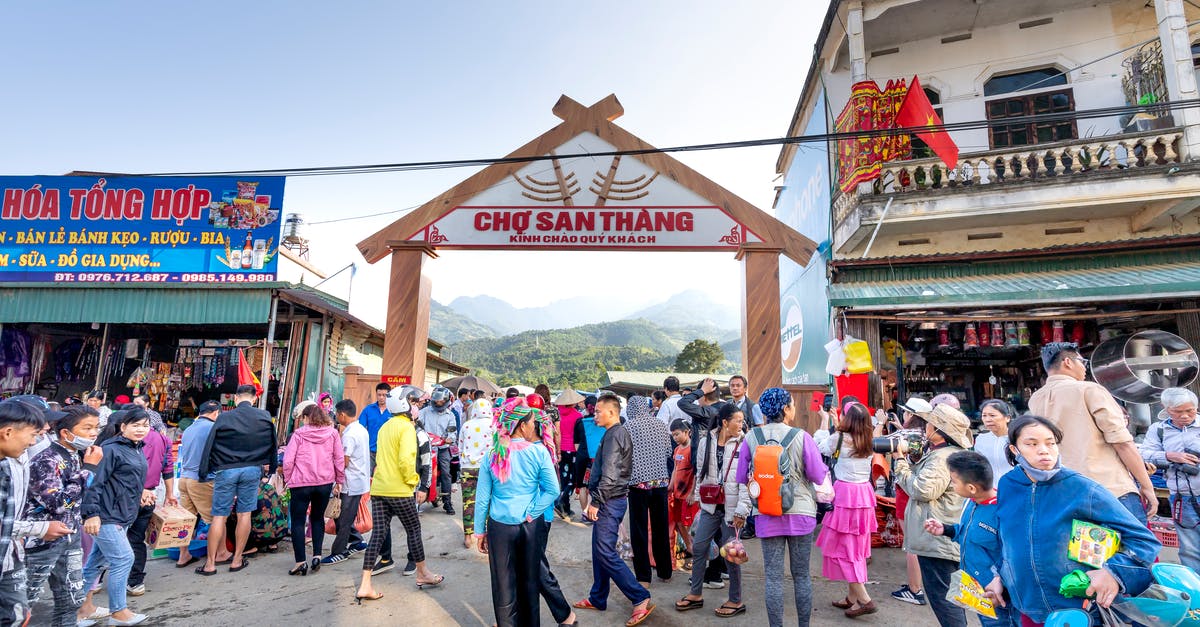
[{"left": 829, "top": 249, "right": 1200, "bottom": 310}]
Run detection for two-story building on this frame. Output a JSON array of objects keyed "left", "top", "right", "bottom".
[{"left": 777, "top": 0, "right": 1200, "bottom": 424}]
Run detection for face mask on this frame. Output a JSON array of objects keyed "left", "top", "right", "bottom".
[
  {"left": 1016, "top": 453, "right": 1062, "bottom": 481},
  {"left": 65, "top": 433, "right": 94, "bottom": 451}
]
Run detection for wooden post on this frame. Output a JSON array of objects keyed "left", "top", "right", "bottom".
[
  {"left": 383, "top": 244, "right": 434, "bottom": 382},
  {"left": 738, "top": 245, "right": 784, "bottom": 398}
]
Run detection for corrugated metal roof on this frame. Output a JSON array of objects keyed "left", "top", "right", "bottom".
[
  {"left": 830, "top": 250, "right": 1200, "bottom": 309},
  {"left": 0, "top": 284, "right": 274, "bottom": 324}
]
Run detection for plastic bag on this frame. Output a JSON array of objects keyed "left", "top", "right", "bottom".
[
  {"left": 815, "top": 474, "right": 835, "bottom": 504},
  {"left": 844, "top": 339, "right": 874, "bottom": 374},
  {"left": 720, "top": 531, "right": 750, "bottom": 565},
  {"left": 824, "top": 338, "right": 847, "bottom": 376}
]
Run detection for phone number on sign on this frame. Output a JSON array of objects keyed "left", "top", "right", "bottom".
[{"left": 53, "top": 272, "right": 274, "bottom": 283}]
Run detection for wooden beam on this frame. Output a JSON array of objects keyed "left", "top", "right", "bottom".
[
  {"left": 740, "top": 247, "right": 784, "bottom": 398},
  {"left": 1131, "top": 198, "right": 1200, "bottom": 232},
  {"left": 382, "top": 248, "right": 430, "bottom": 381}
]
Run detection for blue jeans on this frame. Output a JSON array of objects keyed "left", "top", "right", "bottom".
[
  {"left": 978, "top": 604, "right": 1021, "bottom": 627},
  {"left": 588, "top": 498, "right": 650, "bottom": 609},
  {"left": 212, "top": 466, "right": 262, "bottom": 517},
  {"left": 82, "top": 524, "right": 135, "bottom": 613},
  {"left": 1118, "top": 492, "right": 1149, "bottom": 525}
]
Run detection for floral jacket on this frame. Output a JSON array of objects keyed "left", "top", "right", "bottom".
[{"left": 23, "top": 442, "right": 96, "bottom": 553}]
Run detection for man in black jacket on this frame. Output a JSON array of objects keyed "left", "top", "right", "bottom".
[
  {"left": 197, "top": 385, "right": 276, "bottom": 575},
  {"left": 578, "top": 396, "right": 653, "bottom": 623}
]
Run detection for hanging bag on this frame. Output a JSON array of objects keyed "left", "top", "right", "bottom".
[
  {"left": 698, "top": 436, "right": 739, "bottom": 505},
  {"left": 844, "top": 338, "right": 874, "bottom": 374}
]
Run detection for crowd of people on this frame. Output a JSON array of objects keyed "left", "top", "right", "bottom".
[{"left": 1, "top": 339, "right": 1198, "bottom": 626}]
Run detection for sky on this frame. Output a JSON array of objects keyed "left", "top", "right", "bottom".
[{"left": 0, "top": 2, "right": 826, "bottom": 328}]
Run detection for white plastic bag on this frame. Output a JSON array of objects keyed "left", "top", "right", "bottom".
[{"left": 824, "top": 338, "right": 847, "bottom": 376}]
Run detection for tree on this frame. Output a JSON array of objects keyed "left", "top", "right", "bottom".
[{"left": 674, "top": 339, "right": 724, "bottom": 373}]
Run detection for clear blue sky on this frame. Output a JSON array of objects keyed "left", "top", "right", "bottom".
[{"left": 0, "top": 2, "right": 825, "bottom": 327}]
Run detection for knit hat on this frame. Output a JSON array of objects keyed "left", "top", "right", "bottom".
[{"left": 758, "top": 387, "right": 792, "bottom": 421}]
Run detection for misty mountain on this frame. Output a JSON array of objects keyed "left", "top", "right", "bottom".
[
  {"left": 429, "top": 300, "right": 498, "bottom": 344},
  {"left": 446, "top": 294, "right": 643, "bottom": 336},
  {"left": 624, "top": 289, "right": 740, "bottom": 330}
]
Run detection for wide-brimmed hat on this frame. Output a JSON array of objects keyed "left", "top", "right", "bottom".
[
  {"left": 553, "top": 389, "right": 585, "bottom": 406},
  {"left": 899, "top": 397, "right": 933, "bottom": 416},
  {"left": 925, "top": 404, "right": 974, "bottom": 449}
]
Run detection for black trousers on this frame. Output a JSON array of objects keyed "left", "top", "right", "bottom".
[
  {"left": 436, "top": 448, "right": 452, "bottom": 510},
  {"left": 535, "top": 518, "right": 571, "bottom": 624},
  {"left": 125, "top": 504, "right": 155, "bottom": 587},
  {"left": 329, "top": 493, "right": 364, "bottom": 556},
  {"left": 918, "top": 556, "right": 968, "bottom": 627},
  {"left": 487, "top": 519, "right": 541, "bottom": 627},
  {"left": 288, "top": 484, "right": 332, "bottom": 563},
  {"left": 628, "top": 486, "right": 672, "bottom": 582}
]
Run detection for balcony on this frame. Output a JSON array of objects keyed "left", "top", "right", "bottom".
[{"left": 832, "top": 129, "right": 1200, "bottom": 255}]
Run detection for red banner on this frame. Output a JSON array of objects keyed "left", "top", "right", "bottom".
[{"left": 835, "top": 79, "right": 912, "bottom": 193}]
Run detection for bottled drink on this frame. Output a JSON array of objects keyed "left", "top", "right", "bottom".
[{"left": 242, "top": 232, "right": 253, "bottom": 270}]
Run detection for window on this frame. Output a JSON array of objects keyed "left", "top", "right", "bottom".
[
  {"left": 910, "top": 88, "right": 943, "bottom": 159},
  {"left": 984, "top": 68, "right": 1066, "bottom": 97},
  {"left": 986, "top": 89, "right": 1076, "bottom": 148}
]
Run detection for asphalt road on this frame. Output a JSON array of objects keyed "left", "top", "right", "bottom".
[{"left": 31, "top": 492, "right": 945, "bottom": 626}]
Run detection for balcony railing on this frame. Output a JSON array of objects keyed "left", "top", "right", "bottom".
[{"left": 834, "top": 129, "right": 1184, "bottom": 225}]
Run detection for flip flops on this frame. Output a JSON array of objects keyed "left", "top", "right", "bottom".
[
  {"left": 229, "top": 559, "right": 251, "bottom": 573},
  {"left": 715, "top": 603, "right": 746, "bottom": 618},
  {"left": 674, "top": 597, "right": 704, "bottom": 611},
  {"left": 175, "top": 556, "right": 200, "bottom": 568},
  {"left": 626, "top": 603, "right": 655, "bottom": 627},
  {"left": 573, "top": 599, "right": 601, "bottom": 611}
]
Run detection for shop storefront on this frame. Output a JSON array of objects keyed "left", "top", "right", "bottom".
[{"left": 829, "top": 247, "right": 1200, "bottom": 427}]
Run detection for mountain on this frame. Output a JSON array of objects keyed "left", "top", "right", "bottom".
[
  {"left": 624, "top": 289, "right": 739, "bottom": 330},
  {"left": 446, "top": 294, "right": 643, "bottom": 336},
  {"left": 446, "top": 319, "right": 737, "bottom": 389},
  {"left": 429, "top": 300, "right": 498, "bottom": 344}
]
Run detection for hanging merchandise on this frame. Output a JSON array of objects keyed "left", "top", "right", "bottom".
[
  {"left": 964, "top": 323, "right": 978, "bottom": 348},
  {"left": 1004, "top": 322, "right": 1019, "bottom": 347},
  {"left": 978, "top": 321, "right": 992, "bottom": 347},
  {"left": 126, "top": 366, "right": 153, "bottom": 395},
  {"left": 937, "top": 323, "right": 950, "bottom": 349},
  {"left": 825, "top": 338, "right": 848, "bottom": 376},
  {"left": 1052, "top": 320, "right": 1065, "bottom": 344},
  {"left": 882, "top": 337, "right": 907, "bottom": 366},
  {"left": 1071, "top": 321, "right": 1086, "bottom": 345},
  {"left": 844, "top": 337, "right": 874, "bottom": 374},
  {"left": 835, "top": 372, "right": 870, "bottom": 406},
  {"left": 26, "top": 337, "right": 49, "bottom": 394},
  {"left": 991, "top": 322, "right": 1004, "bottom": 348},
  {"left": 125, "top": 339, "right": 139, "bottom": 359},
  {"left": 1017, "top": 322, "right": 1030, "bottom": 347}
]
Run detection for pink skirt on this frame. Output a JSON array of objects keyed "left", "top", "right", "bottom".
[{"left": 815, "top": 480, "right": 877, "bottom": 583}]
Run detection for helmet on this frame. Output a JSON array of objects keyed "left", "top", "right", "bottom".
[
  {"left": 430, "top": 386, "right": 452, "bottom": 410},
  {"left": 525, "top": 394, "right": 545, "bottom": 410},
  {"left": 385, "top": 388, "right": 411, "bottom": 415},
  {"left": 399, "top": 385, "right": 424, "bottom": 403}
]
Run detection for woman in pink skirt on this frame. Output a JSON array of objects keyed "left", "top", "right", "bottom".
[{"left": 816, "top": 402, "right": 879, "bottom": 618}]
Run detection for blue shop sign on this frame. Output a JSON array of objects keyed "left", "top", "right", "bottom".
[{"left": 0, "top": 176, "right": 286, "bottom": 283}]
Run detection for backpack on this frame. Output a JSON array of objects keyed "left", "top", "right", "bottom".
[{"left": 746, "top": 426, "right": 802, "bottom": 516}]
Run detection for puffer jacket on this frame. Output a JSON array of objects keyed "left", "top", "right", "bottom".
[
  {"left": 692, "top": 429, "right": 749, "bottom": 524},
  {"left": 893, "top": 444, "right": 965, "bottom": 561}
]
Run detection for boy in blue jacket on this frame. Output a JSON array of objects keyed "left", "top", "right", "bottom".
[{"left": 925, "top": 451, "right": 1019, "bottom": 627}]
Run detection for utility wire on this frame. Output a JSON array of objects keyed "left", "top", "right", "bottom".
[{"left": 130, "top": 98, "right": 1200, "bottom": 178}]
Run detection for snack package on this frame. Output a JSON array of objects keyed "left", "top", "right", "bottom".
[
  {"left": 946, "top": 569, "right": 997, "bottom": 619},
  {"left": 236, "top": 180, "right": 259, "bottom": 200},
  {"left": 1068, "top": 520, "right": 1120, "bottom": 568}
]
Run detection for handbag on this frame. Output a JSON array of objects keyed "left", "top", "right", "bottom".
[
  {"left": 354, "top": 494, "right": 373, "bottom": 534},
  {"left": 324, "top": 495, "right": 342, "bottom": 520},
  {"left": 699, "top": 437, "right": 737, "bottom": 506}
]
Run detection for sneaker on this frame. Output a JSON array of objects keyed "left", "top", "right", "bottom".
[
  {"left": 891, "top": 585, "right": 927, "bottom": 606},
  {"left": 371, "top": 558, "right": 395, "bottom": 575},
  {"left": 125, "top": 583, "right": 145, "bottom": 596},
  {"left": 402, "top": 560, "right": 417, "bottom": 576},
  {"left": 444, "top": 506, "right": 455, "bottom": 515},
  {"left": 703, "top": 580, "right": 726, "bottom": 589},
  {"left": 322, "top": 552, "right": 350, "bottom": 565},
  {"left": 348, "top": 541, "right": 368, "bottom": 554}
]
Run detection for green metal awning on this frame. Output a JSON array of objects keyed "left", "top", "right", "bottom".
[
  {"left": 0, "top": 283, "right": 284, "bottom": 325},
  {"left": 830, "top": 249, "right": 1200, "bottom": 310}
]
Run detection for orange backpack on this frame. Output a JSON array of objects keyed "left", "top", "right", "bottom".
[{"left": 746, "top": 427, "right": 802, "bottom": 517}]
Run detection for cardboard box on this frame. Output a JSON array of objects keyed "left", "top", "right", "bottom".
[{"left": 146, "top": 505, "right": 195, "bottom": 549}]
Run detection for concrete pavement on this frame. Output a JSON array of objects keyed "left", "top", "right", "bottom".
[{"left": 32, "top": 494, "right": 939, "bottom": 626}]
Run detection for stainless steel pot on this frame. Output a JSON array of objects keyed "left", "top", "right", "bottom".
[{"left": 1090, "top": 330, "right": 1199, "bottom": 403}]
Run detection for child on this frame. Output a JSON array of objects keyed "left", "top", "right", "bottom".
[
  {"left": 0, "top": 398, "right": 53, "bottom": 627},
  {"left": 924, "top": 450, "right": 1019, "bottom": 627},
  {"left": 987, "top": 415, "right": 1160, "bottom": 624},
  {"left": 667, "top": 419, "right": 698, "bottom": 570}
]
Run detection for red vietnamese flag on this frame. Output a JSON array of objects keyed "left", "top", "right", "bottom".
[
  {"left": 237, "top": 348, "right": 263, "bottom": 396},
  {"left": 895, "top": 76, "right": 959, "bottom": 169}
]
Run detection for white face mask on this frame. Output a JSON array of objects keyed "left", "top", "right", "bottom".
[{"left": 64, "top": 432, "right": 94, "bottom": 451}]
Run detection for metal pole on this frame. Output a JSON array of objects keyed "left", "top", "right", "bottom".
[
  {"left": 93, "top": 323, "right": 110, "bottom": 392},
  {"left": 260, "top": 294, "right": 278, "bottom": 411},
  {"left": 861, "top": 196, "right": 893, "bottom": 259}
]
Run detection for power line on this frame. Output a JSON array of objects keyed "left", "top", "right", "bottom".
[{"left": 129, "top": 98, "right": 1200, "bottom": 179}]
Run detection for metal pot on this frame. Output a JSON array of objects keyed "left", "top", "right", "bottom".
[{"left": 1090, "top": 330, "right": 1199, "bottom": 403}]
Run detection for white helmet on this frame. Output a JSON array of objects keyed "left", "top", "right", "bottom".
[{"left": 385, "top": 388, "right": 411, "bottom": 415}]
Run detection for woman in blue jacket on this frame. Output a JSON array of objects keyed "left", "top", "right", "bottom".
[{"left": 988, "top": 415, "right": 1160, "bottom": 624}]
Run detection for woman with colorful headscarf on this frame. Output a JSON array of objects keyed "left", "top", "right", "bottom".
[{"left": 474, "top": 399, "right": 566, "bottom": 627}]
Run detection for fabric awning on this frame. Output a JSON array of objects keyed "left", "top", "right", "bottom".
[{"left": 829, "top": 250, "right": 1200, "bottom": 310}]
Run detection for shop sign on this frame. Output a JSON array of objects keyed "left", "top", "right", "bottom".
[
  {"left": 778, "top": 91, "right": 833, "bottom": 385},
  {"left": 0, "top": 176, "right": 286, "bottom": 283},
  {"left": 381, "top": 374, "right": 411, "bottom": 386},
  {"left": 413, "top": 206, "right": 758, "bottom": 250}
]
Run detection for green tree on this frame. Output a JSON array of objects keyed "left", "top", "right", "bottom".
[{"left": 674, "top": 338, "right": 724, "bottom": 373}]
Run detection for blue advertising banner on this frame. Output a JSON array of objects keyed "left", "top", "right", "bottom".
[
  {"left": 777, "top": 91, "right": 832, "bottom": 386},
  {"left": 0, "top": 176, "right": 286, "bottom": 283}
]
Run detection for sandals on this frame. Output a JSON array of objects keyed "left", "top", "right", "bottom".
[
  {"left": 675, "top": 597, "right": 704, "bottom": 611},
  {"left": 175, "top": 556, "right": 200, "bottom": 568},
  {"left": 354, "top": 591, "right": 384, "bottom": 605},
  {"left": 229, "top": 559, "right": 251, "bottom": 573},
  {"left": 573, "top": 599, "right": 601, "bottom": 611},
  {"left": 715, "top": 602, "right": 746, "bottom": 618},
  {"left": 416, "top": 574, "right": 444, "bottom": 589},
  {"left": 832, "top": 597, "right": 853, "bottom": 609},
  {"left": 194, "top": 565, "right": 218, "bottom": 576},
  {"left": 626, "top": 603, "right": 655, "bottom": 627}
]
